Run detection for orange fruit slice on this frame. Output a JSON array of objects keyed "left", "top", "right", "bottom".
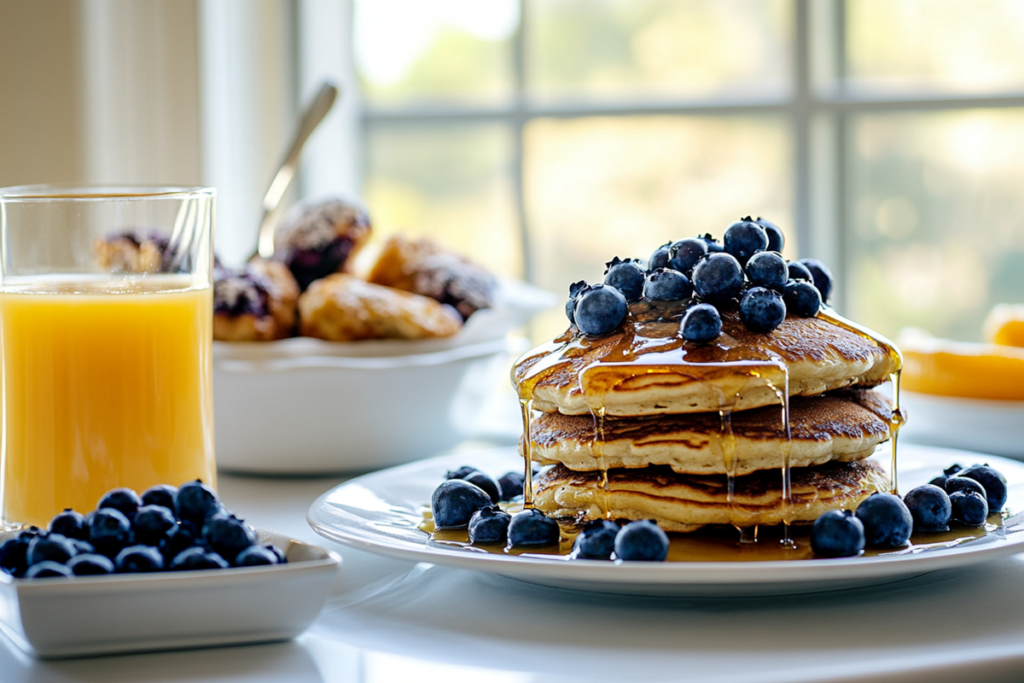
[
  {"left": 900, "top": 330, "right": 1024, "bottom": 401},
  {"left": 984, "top": 304, "right": 1024, "bottom": 348}
]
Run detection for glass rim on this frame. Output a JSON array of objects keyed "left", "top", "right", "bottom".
[{"left": 0, "top": 184, "right": 216, "bottom": 202}]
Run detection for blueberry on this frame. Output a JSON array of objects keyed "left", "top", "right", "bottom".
[
  {"left": 810, "top": 510, "right": 865, "bottom": 558},
  {"left": 68, "top": 553, "right": 115, "bottom": 576},
  {"left": 950, "top": 491, "right": 989, "bottom": 526},
  {"left": 614, "top": 520, "right": 669, "bottom": 561},
  {"left": 782, "top": 280, "right": 822, "bottom": 318},
  {"left": 723, "top": 218, "right": 768, "bottom": 265},
  {"left": 26, "top": 533, "right": 76, "bottom": 566},
  {"left": 565, "top": 298, "right": 576, "bottom": 325},
  {"left": 680, "top": 303, "right": 722, "bottom": 343},
  {"left": 691, "top": 253, "right": 744, "bottom": 302},
  {"left": 565, "top": 280, "right": 587, "bottom": 326},
  {"left": 463, "top": 471, "right": 501, "bottom": 503},
  {"left": 97, "top": 488, "right": 143, "bottom": 519},
  {"left": 202, "top": 513, "right": 257, "bottom": 563},
  {"left": 944, "top": 464, "right": 963, "bottom": 477},
  {"left": 133, "top": 505, "right": 177, "bottom": 546},
  {"left": 604, "top": 257, "right": 646, "bottom": 302},
  {"left": 668, "top": 238, "right": 708, "bottom": 273},
  {"left": 507, "top": 509, "right": 560, "bottom": 547},
  {"left": 855, "top": 493, "right": 913, "bottom": 548},
  {"left": 264, "top": 544, "right": 288, "bottom": 564},
  {"left": 904, "top": 485, "right": 952, "bottom": 532},
  {"left": 787, "top": 261, "right": 813, "bottom": 282},
  {"left": 431, "top": 479, "right": 493, "bottom": 529},
  {"left": 24, "top": 561, "right": 73, "bottom": 579},
  {"left": 571, "top": 519, "right": 619, "bottom": 560},
  {"left": 174, "top": 480, "right": 221, "bottom": 526},
  {"left": 159, "top": 521, "right": 200, "bottom": 562},
  {"left": 88, "top": 508, "right": 133, "bottom": 558},
  {"left": 959, "top": 465, "right": 1008, "bottom": 513},
  {"left": 928, "top": 475, "right": 948, "bottom": 488},
  {"left": 446, "top": 465, "right": 479, "bottom": 480},
  {"left": 574, "top": 284, "right": 628, "bottom": 337},
  {"left": 170, "top": 547, "right": 229, "bottom": 571},
  {"left": 141, "top": 484, "right": 178, "bottom": 512},
  {"left": 745, "top": 251, "right": 788, "bottom": 291},
  {"left": 70, "top": 539, "right": 95, "bottom": 555},
  {"left": 17, "top": 526, "right": 43, "bottom": 541},
  {"left": 497, "top": 471, "right": 525, "bottom": 502},
  {"left": 0, "top": 537, "right": 29, "bottom": 576},
  {"left": 798, "top": 258, "right": 834, "bottom": 303},
  {"left": 755, "top": 217, "right": 785, "bottom": 252},
  {"left": 115, "top": 545, "right": 165, "bottom": 573},
  {"left": 468, "top": 506, "right": 512, "bottom": 544},
  {"left": 49, "top": 509, "right": 88, "bottom": 541},
  {"left": 697, "top": 233, "right": 724, "bottom": 253},
  {"left": 643, "top": 268, "right": 692, "bottom": 302},
  {"left": 234, "top": 546, "right": 280, "bottom": 567},
  {"left": 648, "top": 242, "right": 672, "bottom": 270},
  {"left": 740, "top": 287, "right": 787, "bottom": 333},
  {"left": 944, "top": 476, "right": 986, "bottom": 499}
]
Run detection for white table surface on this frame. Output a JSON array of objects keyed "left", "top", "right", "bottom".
[{"left": 4, "top": 463, "right": 1024, "bottom": 683}]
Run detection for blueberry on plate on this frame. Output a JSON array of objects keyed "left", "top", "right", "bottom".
[
  {"left": 98, "top": 488, "right": 143, "bottom": 519},
  {"left": 740, "top": 287, "right": 787, "bottom": 333},
  {"left": 787, "top": 261, "right": 813, "bottom": 282},
  {"left": 691, "top": 253, "right": 744, "bottom": 302},
  {"left": 49, "top": 509, "right": 88, "bottom": 541},
  {"left": 855, "top": 492, "right": 913, "bottom": 548},
  {"left": 131, "top": 505, "right": 178, "bottom": 546},
  {"left": 944, "top": 476, "right": 986, "bottom": 499},
  {"left": 950, "top": 490, "right": 989, "bottom": 526},
  {"left": 26, "top": 533, "right": 77, "bottom": 566},
  {"left": 745, "top": 251, "right": 788, "bottom": 291},
  {"left": 431, "top": 479, "right": 493, "bottom": 529},
  {"left": 723, "top": 218, "right": 768, "bottom": 265},
  {"left": 755, "top": 217, "right": 785, "bottom": 253},
  {"left": 571, "top": 519, "right": 619, "bottom": 560},
  {"left": 468, "top": 506, "right": 512, "bottom": 544},
  {"left": 463, "top": 471, "right": 502, "bottom": 504},
  {"left": 0, "top": 536, "right": 30, "bottom": 577},
  {"left": 507, "top": 509, "right": 561, "bottom": 547},
  {"left": 614, "top": 520, "right": 669, "bottom": 562},
  {"left": 68, "top": 553, "right": 115, "bottom": 576},
  {"left": 24, "top": 561, "right": 73, "bottom": 579},
  {"left": 604, "top": 257, "right": 646, "bottom": 302},
  {"left": 446, "top": 465, "right": 479, "bottom": 480},
  {"left": 798, "top": 258, "right": 834, "bottom": 303},
  {"left": 170, "top": 547, "right": 230, "bottom": 571},
  {"left": 904, "top": 485, "right": 952, "bottom": 532},
  {"left": 234, "top": 546, "right": 280, "bottom": 567},
  {"left": 115, "top": 545, "right": 165, "bottom": 573},
  {"left": 88, "top": 508, "right": 134, "bottom": 558},
  {"left": 574, "top": 284, "right": 628, "bottom": 337},
  {"left": 202, "top": 513, "right": 257, "bottom": 563},
  {"left": 643, "top": 268, "right": 692, "bottom": 302},
  {"left": 70, "top": 539, "right": 95, "bottom": 555},
  {"left": 174, "top": 480, "right": 221, "bottom": 526},
  {"left": 159, "top": 521, "right": 200, "bottom": 562},
  {"left": 782, "top": 280, "right": 821, "bottom": 318},
  {"left": 648, "top": 242, "right": 672, "bottom": 271},
  {"left": 264, "top": 544, "right": 288, "bottom": 564},
  {"left": 810, "top": 510, "right": 865, "bottom": 558},
  {"left": 141, "top": 484, "right": 178, "bottom": 512},
  {"left": 944, "top": 464, "right": 963, "bottom": 477},
  {"left": 928, "top": 474, "right": 948, "bottom": 488},
  {"left": 497, "top": 471, "right": 525, "bottom": 502},
  {"left": 958, "top": 465, "right": 1008, "bottom": 513},
  {"left": 668, "top": 238, "right": 708, "bottom": 274},
  {"left": 697, "top": 233, "right": 724, "bottom": 253},
  {"left": 680, "top": 303, "right": 722, "bottom": 343}
]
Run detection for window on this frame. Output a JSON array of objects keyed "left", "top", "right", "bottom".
[{"left": 353, "top": 0, "right": 1024, "bottom": 341}]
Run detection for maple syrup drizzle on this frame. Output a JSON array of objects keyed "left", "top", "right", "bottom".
[{"left": 519, "top": 398, "right": 535, "bottom": 509}]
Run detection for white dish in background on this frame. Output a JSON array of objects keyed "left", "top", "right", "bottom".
[
  {"left": 899, "top": 391, "right": 1024, "bottom": 459},
  {"left": 0, "top": 529, "right": 340, "bottom": 659},
  {"left": 214, "top": 280, "right": 555, "bottom": 474},
  {"left": 307, "top": 445, "right": 1024, "bottom": 598}
]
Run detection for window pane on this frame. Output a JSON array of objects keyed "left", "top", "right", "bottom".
[
  {"left": 364, "top": 124, "right": 521, "bottom": 278},
  {"left": 846, "top": 0, "right": 1024, "bottom": 94},
  {"left": 847, "top": 110, "right": 1024, "bottom": 341},
  {"left": 354, "top": 0, "right": 517, "bottom": 107},
  {"left": 526, "top": 116, "right": 793, "bottom": 339},
  {"left": 528, "top": 0, "right": 792, "bottom": 104}
]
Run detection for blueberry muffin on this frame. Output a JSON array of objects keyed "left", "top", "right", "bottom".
[
  {"left": 95, "top": 231, "right": 172, "bottom": 273},
  {"left": 272, "top": 197, "right": 371, "bottom": 291},
  {"left": 213, "top": 259, "right": 299, "bottom": 341}
]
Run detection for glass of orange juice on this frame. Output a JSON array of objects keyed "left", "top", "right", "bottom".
[{"left": 0, "top": 185, "right": 216, "bottom": 528}]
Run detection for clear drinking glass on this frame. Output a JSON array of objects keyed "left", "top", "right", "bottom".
[{"left": 0, "top": 185, "right": 216, "bottom": 528}]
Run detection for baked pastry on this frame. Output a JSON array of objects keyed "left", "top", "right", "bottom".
[
  {"left": 213, "top": 260, "right": 299, "bottom": 341},
  {"left": 95, "top": 232, "right": 172, "bottom": 273},
  {"left": 367, "top": 235, "right": 496, "bottom": 320},
  {"left": 298, "top": 274, "right": 461, "bottom": 341},
  {"left": 273, "top": 197, "right": 371, "bottom": 290}
]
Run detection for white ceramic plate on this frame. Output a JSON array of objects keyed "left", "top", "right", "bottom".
[
  {"left": 307, "top": 445, "right": 1024, "bottom": 597},
  {"left": 0, "top": 529, "right": 341, "bottom": 658},
  {"left": 214, "top": 279, "right": 555, "bottom": 473},
  {"left": 899, "top": 391, "right": 1024, "bottom": 459}
]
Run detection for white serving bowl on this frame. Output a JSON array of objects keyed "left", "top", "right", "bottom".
[
  {"left": 213, "top": 280, "right": 554, "bottom": 473},
  {"left": 899, "top": 390, "right": 1024, "bottom": 459}
]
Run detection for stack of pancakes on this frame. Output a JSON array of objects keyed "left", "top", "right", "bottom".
[{"left": 513, "top": 304, "right": 899, "bottom": 532}]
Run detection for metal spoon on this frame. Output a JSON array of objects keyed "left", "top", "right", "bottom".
[{"left": 255, "top": 81, "right": 340, "bottom": 260}]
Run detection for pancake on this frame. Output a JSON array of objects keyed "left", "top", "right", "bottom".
[
  {"left": 514, "top": 302, "right": 899, "bottom": 417},
  {"left": 526, "top": 389, "right": 893, "bottom": 476},
  {"left": 533, "top": 459, "right": 889, "bottom": 532}
]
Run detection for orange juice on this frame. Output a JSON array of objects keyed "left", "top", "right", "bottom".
[{"left": 0, "top": 276, "right": 215, "bottom": 527}]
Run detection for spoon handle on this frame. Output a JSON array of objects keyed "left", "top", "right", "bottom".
[{"left": 256, "top": 82, "right": 340, "bottom": 259}]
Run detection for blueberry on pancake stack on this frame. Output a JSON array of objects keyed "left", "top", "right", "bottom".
[{"left": 513, "top": 218, "right": 902, "bottom": 535}]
